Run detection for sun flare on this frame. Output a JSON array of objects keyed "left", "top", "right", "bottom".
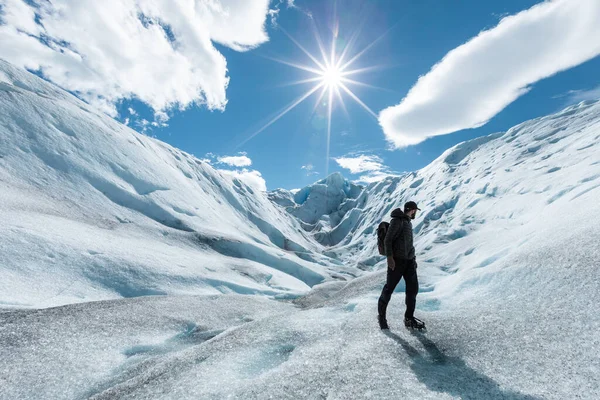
[
  {"left": 241, "top": 19, "right": 386, "bottom": 175},
  {"left": 320, "top": 65, "right": 343, "bottom": 88}
]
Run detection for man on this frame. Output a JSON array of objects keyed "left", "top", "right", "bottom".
[{"left": 377, "top": 201, "right": 425, "bottom": 330}]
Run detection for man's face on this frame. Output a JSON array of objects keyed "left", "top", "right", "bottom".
[{"left": 407, "top": 209, "right": 417, "bottom": 220}]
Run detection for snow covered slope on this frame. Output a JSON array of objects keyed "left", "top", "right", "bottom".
[
  {"left": 0, "top": 60, "right": 351, "bottom": 309},
  {"left": 1, "top": 59, "right": 599, "bottom": 399},
  {"left": 289, "top": 100, "right": 600, "bottom": 285},
  {"left": 261, "top": 98, "right": 600, "bottom": 398}
]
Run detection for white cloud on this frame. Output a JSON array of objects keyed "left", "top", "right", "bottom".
[
  {"left": 268, "top": 9, "right": 280, "bottom": 27},
  {"left": 379, "top": 0, "right": 600, "bottom": 148},
  {"left": 128, "top": 107, "right": 137, "bottom": 116},
  {"left": 334, "top": 154, "right": 385, "bottom": 174},
  {"left": 560, "top": 85, "right": 600, "bottom": 104},
  {"left": 354, "top": 171, "right": 397, "bottom": 184},
  {"left": 219, "top": 168, "right": 267, "bottom": 192},
  {"left": 301, "top": 164, "right": 319, "bottom": 176},
  {"left": 0, "top": 0, "right": 272, "bottom": 116},
  {"left": 267, "top": 0, "right": 298, "bottom": 27},
  {"left": 201, "top": 152, "right": 263, "bottom": 190},
  {"left": 1, "top": 0, "right": 42, "bottom": 35},
  {"left": 334, "top": 154, "right": 399, "bottom": 184},
  {"left": 218, "top": 154, "right": 252, "bottom": 167}
]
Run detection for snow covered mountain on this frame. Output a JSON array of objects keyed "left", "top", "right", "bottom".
[
  {"left": 1, "top": 60, "right": 599, "bottom": 399},
  {"left": 339, "top": 99, "right": 600, "bottom": 277},
  {"left": 275, "top": 100, "right": 600, "bottom": 281},
  {"left": 0, "top": 59, "right": 351, "bottom": 309},
  {"left": 268, "top": 172, "right": 365, "bottom": 246}
]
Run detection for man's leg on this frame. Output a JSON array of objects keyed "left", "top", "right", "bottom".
[
  {"left": 403, "top": 262, "right": 419, "bottom": 319},
  {"left": 378, "top": 266, "right": 402, "bottom": 319}
]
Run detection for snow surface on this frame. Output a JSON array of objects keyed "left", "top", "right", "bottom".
[
  {"left": 1, "top": 60, "right": 600, "bottom": 399},
  {"left": 0, "top": 59, "right": 353, "bottom": 309}
]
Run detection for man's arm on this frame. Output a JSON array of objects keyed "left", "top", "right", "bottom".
[
  {"left": 402, "top": 221, "right": 412, "bottom": 260},
  {"left": 384, "top": 218, "right": 402, "bottom": 269}
]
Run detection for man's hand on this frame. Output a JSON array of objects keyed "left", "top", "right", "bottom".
[{"left": 387, "top": 256, "right": 396, "bottom": 271}]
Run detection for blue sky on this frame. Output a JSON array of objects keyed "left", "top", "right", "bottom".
[{"left": 2, "top": 0, "right": 600, "bottom": 190}]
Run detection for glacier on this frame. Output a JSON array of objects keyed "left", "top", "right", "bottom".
[
  {"left": 0, "top": 59, "right": 354, "bottom": 309},
  {"left": 1, "top": 59, "right": 599, "bottom": 399}
]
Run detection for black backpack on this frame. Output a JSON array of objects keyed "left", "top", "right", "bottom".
[{"left": 377, "top": 221, "right": 389, "bottom": 255}]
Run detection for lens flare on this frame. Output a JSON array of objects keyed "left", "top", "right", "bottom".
[{"left": 241, "top": 18, "right": 385, "bottom": 175}]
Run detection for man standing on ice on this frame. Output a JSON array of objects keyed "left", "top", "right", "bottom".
[{"left": 377, "top": 201, "right": 426, "bottom": 331}]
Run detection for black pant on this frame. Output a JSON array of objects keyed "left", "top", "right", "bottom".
[{"left": 378, "top": 258, "right": 419, "bottom": 319}]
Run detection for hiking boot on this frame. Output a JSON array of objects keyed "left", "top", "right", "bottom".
[
  {"left": 378, "top": 315, "right": 389, "bottom": 330},
  {"left": 404, "top": 317, "right": 426, "bottom": 330}
]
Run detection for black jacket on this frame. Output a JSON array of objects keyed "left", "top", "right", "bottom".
[{"left": 384, "top": 208, "right": 415, "bottom": 260}]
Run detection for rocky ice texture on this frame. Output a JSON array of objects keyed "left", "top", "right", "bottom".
[
  {"left": 1, "top": 60, "right": 600, "bottom": 399},
  {"left": 0, "top": 60, "right": 353, "bottom": 308},
  {"left": 271, "top": 172, "right": 364, "bottom": 246}
]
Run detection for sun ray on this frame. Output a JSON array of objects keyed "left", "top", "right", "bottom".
[
  {"left": 330, "top": 35, "right": 336, "bottom": 69},
  {"left": 312, "top": 85, "right": 329, "bottom": 114},
  {"left": 241, "top": 17, "right": 384, "bottom": 160},
  {"left": 274, "top": 77, "right": 324, "bottom": 89},
  {"left": 281, "top": 27, "right": 327, "bottom": 71},
  {"left": 341, "top": 77, "right": 398, "bottom": 93},
  {"left": 339, "top": 25, "right": 395, "bottom": 71},
  {"left": 238, "top": 82, "right": 325, "bottom": 148},
  {"left": 335, "top": 6, "right": 372, "bottom": 69},
  {"left": 339, "top": 82, "right": 378, "bottom": 119},
  {"left": 330, "top": 0, "right": 339, "bottom": 67},
  {"left": 340, "top": 64, "right": 394, "bottom": 76},
  {"left": 324, "top": 0, "right": 339, "bottom": 178},
  {"left": 261, "top": 55, "right": 323, "bottom": 75},
  {"left": 335, "top": 21, "right": 361, "bottom": 68},
  {"left": 309, "top": 18, "right": 331, "bottom": 69},
  {"left": 325, "top": 86, "right": 334, "bottom": 176},
  {"left": 334, "top": 85, "right": 350, "bottom": 120},
  {"left": 330, "top": 10, "right": 338, "bottom": 68}
]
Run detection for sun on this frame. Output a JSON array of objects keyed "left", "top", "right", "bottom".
[
  {"left": 239, "top": 18, "right": 386, "bottom": 175},
  {"left": 320, "top": 65, "right": 343, "bottom": 88}
]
